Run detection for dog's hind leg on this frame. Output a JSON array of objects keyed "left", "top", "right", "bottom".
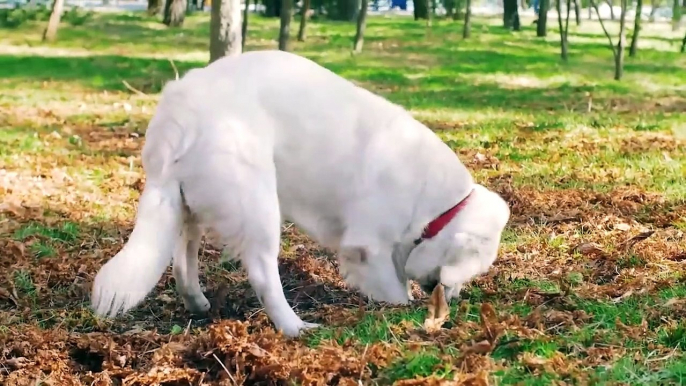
[
  {"left": 172, "top": 218, "right": 210, "bottom": 314},
  {"left": 188, "top": 163, "right": 318, "bottom": 337}
]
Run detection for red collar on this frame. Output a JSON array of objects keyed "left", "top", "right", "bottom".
[{"left": 414, "top": 189, "right": 474, "bottom": 245}]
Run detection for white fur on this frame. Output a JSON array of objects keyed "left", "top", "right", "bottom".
[{"left": 90, "top": 50, "right": 511, "bottom": 337}]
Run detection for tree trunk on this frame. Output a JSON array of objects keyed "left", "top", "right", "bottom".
[
  {"left": 210, "top": 0, "right": 241, "bottom": 62},
  {"left": 43, "top": 0, "right": 65, "bottom": 42},
  {"left": 148, "top": 0, "right": 162, "bottom": 15},
  {"left": 164, "top": 0, "right": 187, "bottom": 27},
  {"left": 297, "top": 0, "right": 311, "bottom": 41},
  {"left": 629, "top": 0, "right": 642, "bottom": 56},
  {"left": 426, "top": 0, "right": 433, "bottom": 26},
  {"left": 414, "top": 0, "right": 429, "bottom": 19},
  {"left": 353, "top": 0, "right": 369, "bottom": 52},
  {"left": 445, "top": 0, "right": 454, "bottom": 17},
  {"left": 590, "top": 0, "right": 626, "bottom": 80},
  {"left": 278, "top": 0, "right": 292, "bottom": 51},
  {"left": 649, "top": 0, "right": 659, "bottom": 22},
  {"left": 333, "top": 0, "right": 359, "bottom": 21},
  {"left": 614, "top": 0, "right": 627, "bottom": 80},
  {"left": 557, "top": 0, "right": 571, "bottom": 60},
  {"left": 537, "top": 0, "right": 549, "bottom": 36},
  {"left": 681, "top": 31, "right": 686, "bottom": 52},
  {"left": 573, "top": 0, "right": 580, "bottom": 24},
  {"left": 503, "top": 0, "right": 521, "bottom": 29},
  {"left": 452, "top": 0, "right": 464, "bottom": 19},
  {"left": 265, "top": 0, "right": 281, "bottom": 17},
  {"left": 463, "top": 0, "right": 472, "bottom": 38},
  {"left": 673, "top": 0, "right": 682, "bottom": 31},
  {"left": 242, "top": 0, "right": 250, "bottom": 50},
  {"left": 606, "top": 0, "right": 615, "bottom": 19}
]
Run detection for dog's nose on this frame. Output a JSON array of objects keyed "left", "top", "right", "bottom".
[{"left": 419, "top": 279, "right": 439, "bottom": 295}]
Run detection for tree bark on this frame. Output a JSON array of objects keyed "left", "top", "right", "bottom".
[
  {"left": 265, "top": 0, "right": 281, "bottom": 17},
  {"left": 649, "top": 0, "right": 659, "bottom": 22},
  {"left": 445, "top": 0, "right": 454, "bottom": 17},
  {"left": 334, "top": 0, "right": 359, "bottom": 21},
  {"left": 629, "top": 0, "right": 642, "bottom": 57},
  {"left": 148, "top": 0, "right": 162, "bottom": 15},
  {"left": 414, "top": 0, "right": 429, "bottom": 19},
  {"left": 164, "top": 0, "right": 187, "bottom": 27},
  {"left": 614, "top": 0, "right": 627, "bottom": 80},
  {"left": 537, "top": 0, "right": 549, "bottom": 36},
  {"left": 297, "top": 0, "right": 311, "bottom": 41},
  {"left": 43, "top": 0, "right": 65, "bottom": 42},
  {"left": 353, "top": 0, "right": 369, "bottom": 52},
  {"left": 242, "top": 0, "right": 250, "bottom": 50},
  {"left": 210, "top": 0, "right": 242, "bottom": 63},
  {"left": 278, "top": 0, "right": 292, "bottom": 51},
  {"left": 606, "top": 0, "right": 615, "bottom": 19},
  {"left": 573, "top": 0, "right": 580, "bottom": 25},
  {"left": 673, "top": 0, "right": 682, "bottom": 31},
  {"left": 590, "top": 0, "right": 627, "bottom": 80},
  {"left": 463, "top": 0, "right": 472, "bottom": 38},
  {"left": 557, "top": 0, "right": 571, "bottom": 60},
  {"left": 503, "top": 0, "right": 521, "bottom": 29}
]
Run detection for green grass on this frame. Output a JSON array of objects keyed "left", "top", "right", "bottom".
[{"left": 1, "top": 8, "right": 685, "bottom": 385}]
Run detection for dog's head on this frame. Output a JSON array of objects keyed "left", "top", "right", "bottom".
[{"left": 404, "top": 184, "right": 510, "bottom": 300}]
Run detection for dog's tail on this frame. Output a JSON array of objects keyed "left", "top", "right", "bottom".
[{"left": 91, "top": 180, "right": 183, "bottom": 318}]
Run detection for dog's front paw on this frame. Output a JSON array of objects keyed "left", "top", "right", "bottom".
[{"left": 279, "top": 321, "right": 321, "bottom": 338}]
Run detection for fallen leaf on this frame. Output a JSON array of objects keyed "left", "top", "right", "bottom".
[
  {"left": 463, "top": 340, "right": 493, "bottom": 355},
  {"left": 422, "top": 284, "right": 450, "bottom": 333},
  {"left": 619, "top": 230, "right": 655, "bottom": 251},
  {"left": 571, "top": 242, "right": 606, "bottom": 256}
]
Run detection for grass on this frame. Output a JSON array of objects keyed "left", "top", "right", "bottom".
[{"left": 0, "top": 8, "right": 685, "bottom": 385}]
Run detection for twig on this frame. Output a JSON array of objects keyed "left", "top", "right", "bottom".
[
  {"left": 358, "top": 343, "right": 369, "bottom": 384},
  {"left": 122, "top": 80, "right": 148, "bottom": 97},
  {"left": 168, "top": 58, "right": 179, "bottom": 80},
  {"left": 213, "top": 353, "right": 238, "bottom": 385}
]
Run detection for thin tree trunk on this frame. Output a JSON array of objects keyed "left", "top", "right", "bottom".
[
  {"left": 426, "top": 0, "right": 433, "bottom": 27},
  {"left": 503, "top": 0, "right": 521, "bottom": 29},
  {"left": 573, "top": 0, "right": 580, "bottom": 24},
  {"left": 673, "top": 0, "right": 682, "bottom": 31},
  {"left": 297, "top": 0, "right": 311, "bottom": 41},
  {"left": 649, "top": 0, "right": 659, "bottom": 22},
  {"left": 148, "top": 0, "right": 162, "bottom": 15},
  {"left": 537, "top": 0, "right": 549, "bottom": 36},
  {"left": 606, "top": 0, "right": 615, "bottom": 19},
  {"left": 615, "top": 0, "right": 628, "bottom": 80},
  {"left": 629, "top": 0, "right": 642, "bottom": 56},
  {"left": 43, "top": 0, "right": 65, "bottom": 42},
  {"left": 353, "top": 0, "right": 369, "bottom": 52},
  {"left": 414, "top": 0, "right": 429, "bottom": 19},
  {"left": 557, "top": 0, "right": 571, "bottom": 60},
  {"left": 164, "top": 0, "right": 187, "bottom": 27},
  {"left": 463, "top": 0, "right": 472, "bottom": 38},
  {"left": 681, "top": 31, "right": 686, "bottom": 52},
  {"left": 242, "top": 0, "right": 250, "bottom": 50},
  {"left": 590, "top": 0, "right": 626, "bottom": 80},
  {"left": 210, "top": 0, "right": 242, "bottom": 62},
  {"left": 278, "top": 0, "right": 292, "bottom": 51}
]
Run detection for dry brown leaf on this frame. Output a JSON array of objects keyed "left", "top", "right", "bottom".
[
  {"left": 463, "top": 340, "right": 493, "bottom": 355},
  {"left": 571, "top": 242, "right": 606, "bottom": 257},
  {"left": 521, "top": 352, "right": 549, "bottom": 370},
  {"left": 422, "top": 284, "right": 450, "bottom": 333}
]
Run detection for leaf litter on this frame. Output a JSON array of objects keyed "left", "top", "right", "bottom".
[{"left": 2, "top": 91, "right": 686, "bottom": 384}]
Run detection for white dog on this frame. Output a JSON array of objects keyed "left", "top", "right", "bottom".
[{"left": 91, "top": 50, "right": 510, "bottom": 337}]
